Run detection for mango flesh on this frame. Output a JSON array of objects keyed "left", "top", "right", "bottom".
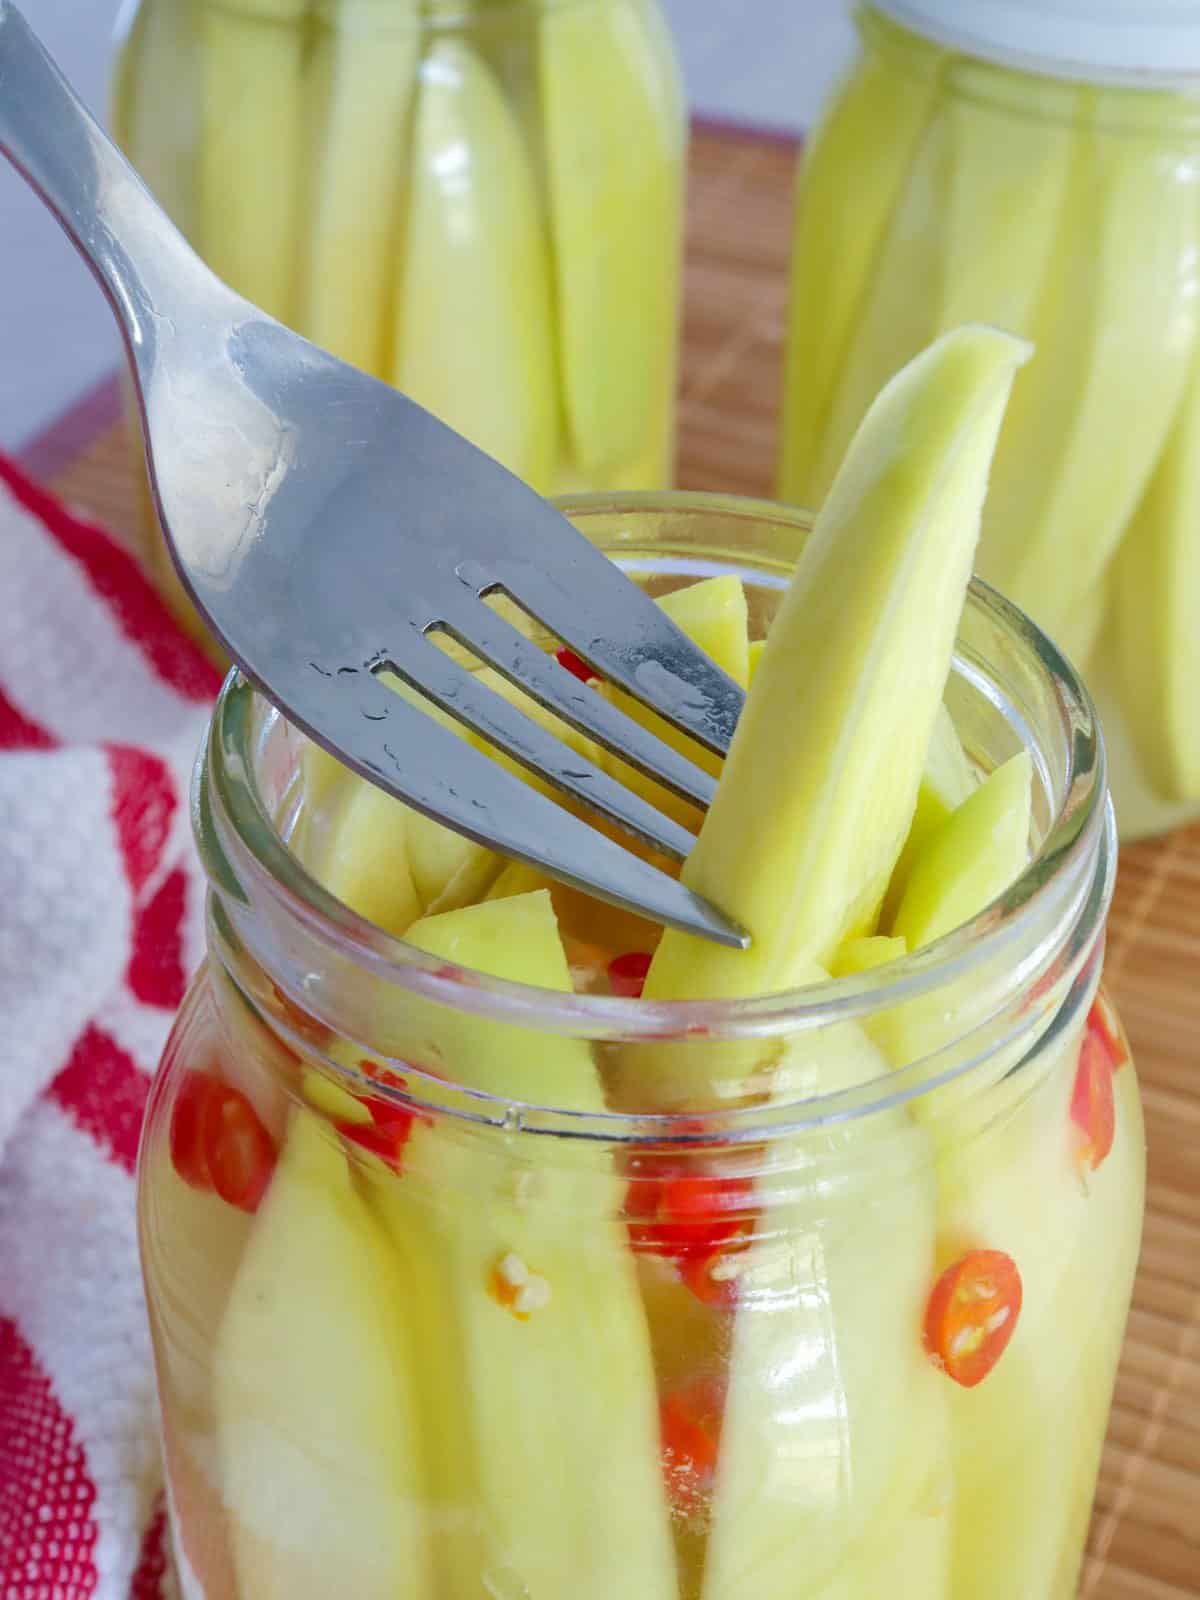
[
  {"left": 212, "top": 1110, "right": 431, "bottom": 1599},
  {"left": 368, "top": 893, "right": 678, "bottom": 1599},
  {"left": 702, "top": 998, "right": 947, "bottom": 1599},
  {"left": 1111, "top": 355, "right": 1200, "bottom": 801},
  {"left": 297, "top": 1, "right": 419, "bottom": 373},
  {"left": 393, "top": 40, "right": 559, "bottom": 486},
  {"left": 540, "top": 0, "right": 684, "bottom": 482},
  {"left": 777, "top": 10, "right": 945, "bottom": 503},
  {"left": 198, "top": 0, "right": 308, "bottom": 326},
  {"left": 643, "top": 327, "right": 1030, "bottom": 1031}
]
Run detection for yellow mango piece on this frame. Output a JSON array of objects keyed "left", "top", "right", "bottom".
[
  {"left": 831, "top": 934, "right": 907, "bottom": 978},
  {"left": 938, "top": 64, "right": 1075, "bottom": 336},
  {"left": 933, "top": 1032, "right": 1144, "bottom": 1600},
  {"left": 977, "top": 96, "right": 1200, "bottom": 640},
  {"left": 393, "top": 40, "right": 558, "bottom": 487},
  {"left": 213, "top": 1111, "right": 430, "bottom": 1598},
  {"left": 778, "top": 12, "right": 945, "bottom": 504},
  {"left": 892, "top": 751, "right": 1033, "bottom": 950},
  {"left": 1112, "top": 355, "right": 1200, "bottom": 802},
  {"left": 113, "top": 0, "right": 202, "bottom": 236},
  {"left": 600, "top": 575, "right": 750, "bottom": 826},
  {"left": 370, "top": 893, "right": 678, "bottom": 1598},
  {"left": 703, "top": 996, "right": 947, "bottom": 1598},
  {"left": 300, "top": 1067, "right": 371, "bottom": 1126},
  {"left": 807, "top": 105, "right": 953, "bottom": 505},
  {"left": 298, "top": 1, "right": 419, "bottom": 372},
  {"left": 199, "top": 0, "right": 308, "bottom": 324},
  {"left": 746, "top": 637, "right": 766, "bottom": 685},
  {"left": 541, "top": 0, "right": 684, "bottom": 481},
  {"left": 310, "top": 777, "right": 423, "bottom": 937},
  {"left": 881, "top": 702, "right": 976, "bottom": 925},
  {"left": 643, "top": 328, "right": 1030, "bottom": 1032}
]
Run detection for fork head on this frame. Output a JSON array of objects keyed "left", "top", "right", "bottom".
[{"left": 144, "top": 315, "right": 750, "bottom": 948}]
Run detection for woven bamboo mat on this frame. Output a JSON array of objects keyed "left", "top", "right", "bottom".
[{"left": 39, "top": 120, "right": 1200, "bottom": 1598}]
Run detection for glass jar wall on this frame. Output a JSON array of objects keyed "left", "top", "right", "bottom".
[
  {"left": 139, "top": 498, "right": 1144, "bottom": 1599},
  {"left": 110, "top": 0, "right": 685, "bottom": 643},
  {"left": 778, "top": 5, "right": 1200, "bottom": 840}
]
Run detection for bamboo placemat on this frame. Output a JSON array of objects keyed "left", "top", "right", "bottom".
[{"left": 37, "top": 119, "right": 1200, "bottom": 1599}]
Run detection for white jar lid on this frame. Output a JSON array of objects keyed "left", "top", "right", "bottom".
[{"left": 872, "top": 1, "right": 1200, "bottom": 85}]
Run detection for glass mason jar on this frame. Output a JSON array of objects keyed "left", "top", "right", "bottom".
[
  {"left": 139, "top": 496, "right": 1144, "bottom": 1600},
  {"left": 778, "top": 1, "right": 1200, "bottom": 841},
  {"left": 110, "top": 0, "right": 685, "bottom": 643}
]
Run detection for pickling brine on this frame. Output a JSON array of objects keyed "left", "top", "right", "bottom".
[
  {"left": 778, "top": 3, "right": 1200, "bottom": 839},
  {"left": 110, "top": 0, "right": 685, "bottom": 644}
]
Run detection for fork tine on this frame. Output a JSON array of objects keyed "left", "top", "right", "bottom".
[
  {"left": 436, "top": 596, "right": 718, "bottom": 808},
  {"left": 480, "top": 530, "right": 747, "bottom": 756},
  {"left": 292, "top": 669, "right": 749, "bottom": 949},
  {"left": 369, "top": 628, "right": 701, "bottom": 861}
]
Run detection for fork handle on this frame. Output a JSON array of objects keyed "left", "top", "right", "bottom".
[{"left": 0, "top": 1, "right": 213, "bottom": 369}]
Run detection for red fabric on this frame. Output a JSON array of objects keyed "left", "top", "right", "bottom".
[
  {"left": 0, "top": 450, "right": 215, "bottom": 1597},
  {"left": 0, "top": 1318, "right": 100, "bottom": 1597}
]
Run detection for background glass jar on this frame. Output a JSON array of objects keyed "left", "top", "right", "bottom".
[
  {"left": 778, "top": 3, "right": 1200, "bottom": 842},
  {"left": 140, "top": 496, "right": 1144, "bottom": 1599},
  {"left": 110, "top": 0, "right": 685, "bottom": 641}
]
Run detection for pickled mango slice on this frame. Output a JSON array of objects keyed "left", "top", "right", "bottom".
[
  {"left": 934, "top": 1028, "right": 1144, "bottom": 1600},
  {"left": 643, "top": 327, "right": 1030, "bottom": 1037},
  {"left": 213, "top": 1110, "right": 430, "bottom": 1599},
  {"left": 881, "top": 702, "right": 976, "bottom": 926},
  {"left": 892, "top": 751, "right": 1032, "bottom": 952},
  {"left": 977, "top": 95, "right": 1200, "bottom": 646},
  {"left": 600, "top": 575, "right": 750, "bottom": 827},
  {"left": 702, "top": 996, "right": 947, "bottom": 1598},
  {"left": 778, "top": 13, "right": 945, "bottom": 504},
  {"left": 199, "top": 0, "right": 308, "bottom": 324},
  {"left": 938, "top": 65, "right": 1074, "bottom": 336},
  {"left": 541, "top": 0, "right": 684, "bottom": 481},
  {"left": 298, "top": 0, "right": 419, "bottom": 372},
  {"left": 1112, "top": 356, "right": 1200, "bottom": 802},
  {"left": 807, "top": 107, "right": 953, "bottom": 505},
  {"left": 393, "top": 39, "right": 558, "bottom": 487},
  {"left": 370, "top": 893, "right": 678, "bottom": 1599},
  {"left": 113, "top": 0, "right": 203, "bottom": 236}
]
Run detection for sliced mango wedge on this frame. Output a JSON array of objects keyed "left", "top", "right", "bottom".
[
  {"left": 977, "top": 96, "right": 1200, "bottom": 646},
  {"left": 213, "top": 1110, "right": 430, "bottom": 1599},
  {"left": 1112, "top": 357, "right": 1200, "bottom": 802},
  {"left": 643, "top": 327, "right": 1030, "bottom": 1037},
  {"left": 541, "top": 0, "right": 684, "bottom": 481},
  {"left": 778, "top": 12, "right": 945, "bottom": 504},
  {"left": 298, "top": 0, "right": 419, "bottom": 372},
  {"left": 368, "top": 893, "right": 678, "bottom": 1599},
  {"left": 198, "top": 0, "right": 308, "bottom": 325},
  {"left": 702, "top": 996, "right": 946, "bottom": 1598},
  {"left": 393, "top": 40, "right": 559, "bottom": 487}
]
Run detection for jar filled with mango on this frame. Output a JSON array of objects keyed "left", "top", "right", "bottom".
[
  {"left": 779, "top": 1, "right": 1200, "bottom": 840},
  {"left": 111, "top": 0, "right": 685, "bottom": 642}
]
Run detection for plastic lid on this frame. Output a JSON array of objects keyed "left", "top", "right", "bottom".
[{"left": 872, "top": 1, "right": 1200, "bottom": 85}]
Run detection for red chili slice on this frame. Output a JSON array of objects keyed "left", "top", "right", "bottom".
[
  {"left": 169, "top": 1070, "right": 216, "bottom": 1192},
  {"left": 660, "top": 1378, "right": 724, "bottom": 1517},
  {"left": 1070, "top": 1031, "right": 1116, "bottom": 1172},
  {"left": 339, "top": 1094, "right": 416, "bottom": 1171},
  {"left": 608, "top": 951, "right": 653, "bottom": 998},
  {"left": 1087, "top": 992, "right": 1128, "bottom": 1071},
  {"left": 924, "top": 1249, "right": 1022, "bottom": 1388},
  {"left": 555, "top": 646, "right": 594, "bottom": 683},
  {"left": 624, "top": 1158, "right": 755, "bottom": 1292},
  {"left": 202, "top": 1083, "right": 277, "bottom": 1213}
]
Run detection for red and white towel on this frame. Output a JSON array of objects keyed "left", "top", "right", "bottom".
[{"left": 0, "top": 454, "right": 222, "bottom": 1597}]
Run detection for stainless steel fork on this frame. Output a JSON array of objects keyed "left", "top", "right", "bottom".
[{"left": 0, "top": 2, "right": 749, "bottom": 947}]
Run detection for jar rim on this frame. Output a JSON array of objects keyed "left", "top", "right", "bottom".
[{"left": 199, "top": 491, "right": 1112, "bottom": 1067}]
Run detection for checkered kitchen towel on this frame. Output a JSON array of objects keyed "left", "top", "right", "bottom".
[{"left": 0, "top": 453, "right": 221, "bottom": 1597}]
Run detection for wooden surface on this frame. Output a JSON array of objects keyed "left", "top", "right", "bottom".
[{"left": 41, "top": 120, "right": 1200, "bottom": 1599}]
